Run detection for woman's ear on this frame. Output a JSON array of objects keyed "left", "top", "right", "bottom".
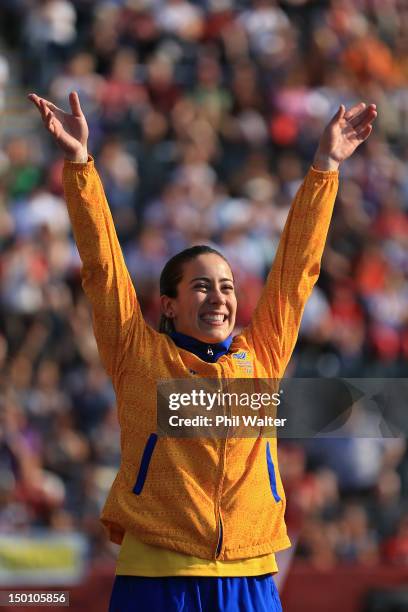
[{"left": 160, "top": 295, "right": 175, "bottom": 318}]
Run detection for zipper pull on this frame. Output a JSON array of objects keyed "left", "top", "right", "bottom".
[{"left": 207, "top": 346, "right": 213, "bottom": 356}]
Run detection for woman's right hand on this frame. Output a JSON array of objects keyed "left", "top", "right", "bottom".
[{"left": 28, "top": 91, "right": 89, "bottom": 163}]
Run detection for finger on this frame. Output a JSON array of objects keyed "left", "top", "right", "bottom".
[
  {"left": 44, "top": 107, "right": 55, "bottom": 131},
  {"left": 69, "top": 91, "right": 83, "bottom": 117},
  {"left": 29, "top": 93, "right": 61, "bottom": 120},
  {"left": 46, "top": 113, "right": 55, "bottom": 132},
  {"left": 351, "top": 105, "right": 377, "bottom": 130},
  {"left": 329, "top": 104, "right": 345, "bottom": 125},
  {"left": 40, "top": 99, "right": 49, "bottom": 121},
  {"left": 29, "top": 93, "right": 58, "bottom": 111},
  {"left": 28, "top": 93, "right": 42, "bottom": 112},
  {"left": 41, "top": 102, "right": 56, "bottom": 131},
  {"left": 41, "top": 99, "right": 56, "bottom": 125},
  {"left": 364, "top": 104, "right": 377, "bottom": 120},
  {"left": 344, "top": 102, "right": 366, "bottom": 121},
  {"left": 30, "top": 95, "right": 49, "bottom": 122}
]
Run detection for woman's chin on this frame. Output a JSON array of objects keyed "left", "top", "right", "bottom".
[
  {"left": 196, "top": 327, "right": 230, "bottom": 344},
  {"left": 177, "top": 322, "right": 232, "bottom": 344}
]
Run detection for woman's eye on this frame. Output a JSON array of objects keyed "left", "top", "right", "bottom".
[{"left": 193, "top": 284, "right": 234, "bottom": 292}]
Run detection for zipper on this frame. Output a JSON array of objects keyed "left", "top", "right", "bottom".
[
  {"left": 214, "top": 449, "right": 227, "bottom": 559},
  {"left": 215, "top": 516, "right": 223, "bottom": 557},
  {"left": 213, "top": 375, "right": 230, "bottom": 559}
]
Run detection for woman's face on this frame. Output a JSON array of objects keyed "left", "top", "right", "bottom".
[{"left": 161, "top": 253, "right": 237, "bottom": 343}]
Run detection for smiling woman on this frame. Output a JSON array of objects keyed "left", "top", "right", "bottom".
[
  {"left": 159, "top": 246, "right": 237, "bottom": 343},
  {"left": 28, "top": 90, "right": 376, "bottom": 612}
]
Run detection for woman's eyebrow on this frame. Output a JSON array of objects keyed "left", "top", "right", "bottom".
[
  {"left": 189, "top": 277, "right": 234, "bottom": 284},
  {"left": 190, "top": 277, "right": 210, "bottom": 283}
]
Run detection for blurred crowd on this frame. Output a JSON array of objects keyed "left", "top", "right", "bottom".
[{"left": 1, "top": 0, "right": 408, "bottom": 568}]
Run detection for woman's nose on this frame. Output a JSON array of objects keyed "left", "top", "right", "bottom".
[{"left": 208, "top": 288, "right": 226, "bottom": 304}]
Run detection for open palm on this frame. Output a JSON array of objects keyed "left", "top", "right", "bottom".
[
  {"left": 316, "top": 103, "right": 377, "bottom": 168},
  {"left": 28, "top": 91, "right": 88, "bottom": 162}
]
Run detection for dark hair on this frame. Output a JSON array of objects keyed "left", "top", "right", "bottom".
[{"left": 159, "top": 245, "right": 231, "bottom": 335}]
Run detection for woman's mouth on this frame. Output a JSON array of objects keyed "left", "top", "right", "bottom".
[{"left": 200, "top": 313, "right": 228, "bottom": 326}]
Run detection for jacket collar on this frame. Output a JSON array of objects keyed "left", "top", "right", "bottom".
[{"left": 169, "top": 331, "right": 233, "bottom": 363}]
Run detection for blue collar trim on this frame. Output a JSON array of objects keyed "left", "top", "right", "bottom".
[{"left": 169, "top": 331, "right": 233, "bottom": 363}]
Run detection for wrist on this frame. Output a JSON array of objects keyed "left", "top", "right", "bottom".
[
  {"left": 65, "top": 148, "right": 88, "bottom": 164},
  {"left": 312, "top": 152, "right": 340, "bottom": 172}
]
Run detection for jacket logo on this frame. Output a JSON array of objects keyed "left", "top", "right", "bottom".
[{"left": 232, "top": 351, "right": 253, "bottom": 375}]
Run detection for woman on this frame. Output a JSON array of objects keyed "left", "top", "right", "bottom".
[{"left": 29, "top": 91, "right": 376, "bottom": 611}]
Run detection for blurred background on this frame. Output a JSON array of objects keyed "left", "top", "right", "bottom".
[{"left": 0, "top": 0, "right": 408, "bottom": 610}]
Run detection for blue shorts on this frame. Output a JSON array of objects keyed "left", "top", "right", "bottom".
[{"left": 108, "top": 574, "right": 282, "bottom": 612}]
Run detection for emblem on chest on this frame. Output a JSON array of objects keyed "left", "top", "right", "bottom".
[{"left": 232, "top": 351, "right": 254, "bottom": 375}]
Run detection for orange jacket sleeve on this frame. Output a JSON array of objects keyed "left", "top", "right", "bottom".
[
  {"left": 63, "top": 157, "right": 143, "bottom": 378},
  {"left": 242, "top": 166, "right": 339, "bottom": 378}
]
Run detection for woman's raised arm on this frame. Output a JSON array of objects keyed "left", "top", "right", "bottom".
[
  {"left": 28, "top": 91, "right": 145, "bottom": 379},
  {"left": 242, "top": 103, "right": 377, "bottom": 378}
]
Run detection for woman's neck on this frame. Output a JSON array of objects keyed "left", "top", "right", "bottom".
[{"left": 169, "top": 330, "right": 233, "bottom": 363}]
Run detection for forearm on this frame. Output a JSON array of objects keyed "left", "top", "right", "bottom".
[
  {"left": 272, "top": 166, "right": 339, "bottom": 294},
  {"left": 63, "top": 156, "right": 116, "bottom": 269},
  {"left": 244, "top": 166, "right": 339, "bottom": 376},
  {"left": 63, "top": 156, "right": 138, "bottom": 375}
]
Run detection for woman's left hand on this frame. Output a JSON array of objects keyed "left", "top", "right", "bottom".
[{"left": 313, "top": 102, "right": 377, "bottom": 171}]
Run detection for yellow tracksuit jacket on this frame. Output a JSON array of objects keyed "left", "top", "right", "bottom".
[{"left": 63, "top": 158, "right": 338, "bottom": 561}]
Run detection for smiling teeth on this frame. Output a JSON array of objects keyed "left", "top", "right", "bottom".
[{"left": 202, "top": 314, "right": 225, "bottom": 322}]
